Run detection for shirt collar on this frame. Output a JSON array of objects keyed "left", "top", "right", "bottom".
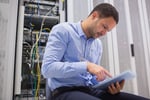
[{"left": 77, "top": 21, "right": 87, "bottom": 38}]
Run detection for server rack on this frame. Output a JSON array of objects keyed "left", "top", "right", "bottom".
[{"left": 14, "top": 0, "right": 60, "bottom": 99}]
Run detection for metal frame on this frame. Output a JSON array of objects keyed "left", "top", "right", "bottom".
[
  {"left": 124, "top": 0, "right": 138, "bottom": 94},
  {"left": 138, "top": 0, "right": 150, "bottom": 96}
]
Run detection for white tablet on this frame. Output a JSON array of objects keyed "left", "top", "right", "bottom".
[{"left": 92, "top": 70, "right": 136, "bottom": 90}]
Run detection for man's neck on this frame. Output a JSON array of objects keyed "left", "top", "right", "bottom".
[{"left": 81, "top": 20, "right": 91, "bottom": 39}]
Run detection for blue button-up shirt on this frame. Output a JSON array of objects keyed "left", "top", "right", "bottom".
[{"left": 41, "top": 21, "right": 103, "bottom": 91}]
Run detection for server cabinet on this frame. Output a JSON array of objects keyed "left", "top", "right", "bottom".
[{"left": 14, "top": 0, "right": 60, "bottom": 99}]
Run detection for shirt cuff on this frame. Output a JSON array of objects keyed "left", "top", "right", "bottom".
[{"left": 73, "top": 61, "right": 87, "bottom": 74}]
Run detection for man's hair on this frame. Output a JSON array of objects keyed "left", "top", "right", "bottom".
[{"left": 89, "top": 3, "right": 119, "bottom": 24}]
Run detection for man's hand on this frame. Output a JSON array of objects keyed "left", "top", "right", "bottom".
[
  {"left": 108, "top": 80, "right": 125, "bottom": 95},
  {"left": 87, "top": 62, "right": 112, "bottom": 81}
]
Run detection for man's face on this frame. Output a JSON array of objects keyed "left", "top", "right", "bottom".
[{"left": 87, "top": 14, "right": 117, "bottom": 38}]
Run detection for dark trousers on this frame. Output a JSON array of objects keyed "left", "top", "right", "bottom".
[{"left": 51, "top": 86, "right": 150, "bottom": 100}]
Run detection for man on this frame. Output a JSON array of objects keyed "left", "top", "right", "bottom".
[{"left": 42, "top": 3, "right": 150, "bottom": 100}]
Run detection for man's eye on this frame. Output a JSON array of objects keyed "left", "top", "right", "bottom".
[
  {"left": 103, "top": 25, "right": 109, "bottom": 31},
  {"left": 103, "top": 25, "right": 107, "bottom": 29}
]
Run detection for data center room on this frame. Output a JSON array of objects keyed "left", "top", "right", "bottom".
[{"left": 0, "top": 0, "right": 150, "bottom": 100}]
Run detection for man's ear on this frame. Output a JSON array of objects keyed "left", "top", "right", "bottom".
[{"left": 91, "top": 11, "right": 99, "bottom": 19}]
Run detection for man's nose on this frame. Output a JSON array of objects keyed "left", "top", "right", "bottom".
[{"left": 101, "top": 30, "right": 107, "bottom": 35}]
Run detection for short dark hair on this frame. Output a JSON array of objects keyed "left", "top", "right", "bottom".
[{"left": 89, "top": 3, "right": 119, "bottom": 24}]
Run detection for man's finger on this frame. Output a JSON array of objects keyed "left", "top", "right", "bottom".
[
  {"left": 108, "top": 86, "right": 114, "bottom": 94},
  {"left": 104, "top": 69, "right": 112, "bottom": 78},
  {"left": 120, "top": 80, "right": 125, "bottom": 89},
  {"left": 116, "top": 82, "right": 121, "bottom": 91},
  {"left": 97, "top": 72, "right": 105, "bottom": 81}
]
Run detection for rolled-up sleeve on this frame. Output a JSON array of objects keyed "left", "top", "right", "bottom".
[{"left": 41, "top": 25, "right": 87, "bottom": 78}]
